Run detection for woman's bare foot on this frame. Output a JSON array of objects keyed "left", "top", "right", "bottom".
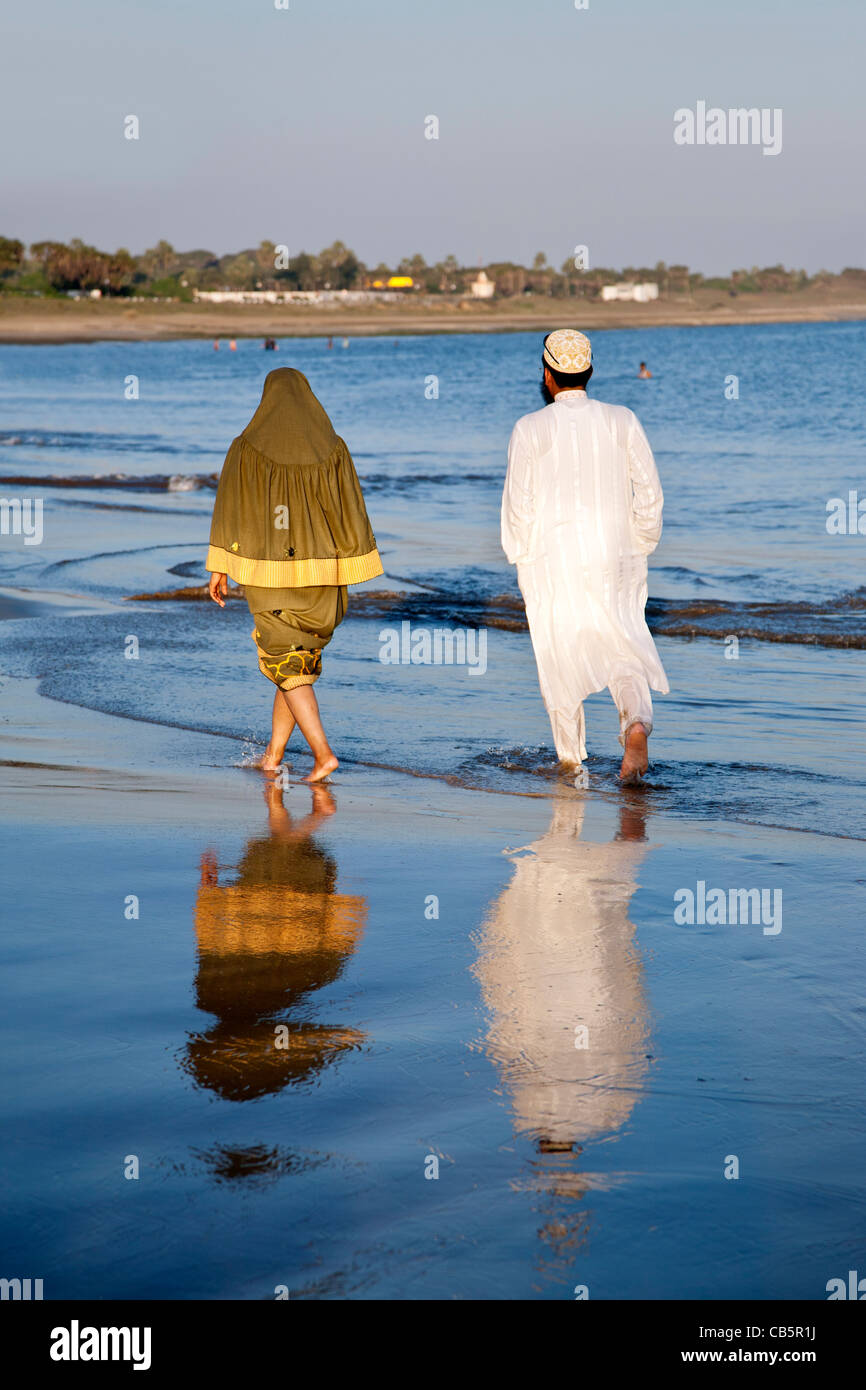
[
  {"left": 252, "top": 691, "right": 296, "bottom": 775},
  {"left": 284, "top": 686, "right": 338, "bottom": 784},
  {"left": 304, "top": 753, "right": 339, "bottom": 783},
  {"left": 254, "top": 747, "right": 288, "bottom": 776},
  {"left": 619, "top": 723, "right": 649, "bottom": 785}
]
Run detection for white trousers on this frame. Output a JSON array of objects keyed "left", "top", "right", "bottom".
[{"left": 547, "top": 665, "right": 654, "bottom": 765}]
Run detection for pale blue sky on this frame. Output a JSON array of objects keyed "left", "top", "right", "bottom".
[{"left": 2, "top": 0, "right": 863, "bottom": 272}]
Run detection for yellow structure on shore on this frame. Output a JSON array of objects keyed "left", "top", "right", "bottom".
[{"left": 370, "top": 275, "right": 414, "bottom": 289}]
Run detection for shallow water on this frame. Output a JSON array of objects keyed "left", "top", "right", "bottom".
[
  {"left": 0, "top": 325, "right": 864, "bottom": 1299},
  {"left": 2, "top": 323, "right": 865, "bottom": 818},
  {"left": 2, "top": 321, "right": 865, "bottom": 608}
]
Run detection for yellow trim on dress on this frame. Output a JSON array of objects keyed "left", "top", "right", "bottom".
[
  {"left": 256, "top": 654, "right": 319, "bottom": 691},
  {"left": 251, "top": 626, "right": 324, "bottom": 691},
  {"left": 207, "top": 544, "right": 383, "bottom": 588}
]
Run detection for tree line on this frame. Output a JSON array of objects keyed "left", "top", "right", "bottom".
[{"left": 0, "top": 236, "right": 861, "bottom": 300}]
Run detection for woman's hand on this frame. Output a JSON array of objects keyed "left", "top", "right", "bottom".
[{"left": 208, "top": 572, "right": 228, "bottom": 608}]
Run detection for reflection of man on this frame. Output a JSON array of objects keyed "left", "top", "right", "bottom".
[
  {"left": 501, "top": 330, "right": 668, "bottom": 783},
  {"left": 185, "top": 783, "right": 366, "bottom": 1102},
  {"left": 475, "top": 797, "right": 651, "bottom": 1153}
]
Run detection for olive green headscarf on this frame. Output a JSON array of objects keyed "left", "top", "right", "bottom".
[{"left": 207, "top": 367, "right": 383, "bottom": 588}]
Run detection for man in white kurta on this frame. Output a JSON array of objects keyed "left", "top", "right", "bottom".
[{"left": 501, "top": 329, "right": 668, "bottom": 780}]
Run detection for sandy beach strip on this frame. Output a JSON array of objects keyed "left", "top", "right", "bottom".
[{"left": 2, "top": 291, "right": 866, "bottom": 343}]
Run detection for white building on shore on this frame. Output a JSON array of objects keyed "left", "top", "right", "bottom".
[
  {"left": 469, "top": 270, "right": 495, "bottom": 299},
  {"left": 600, "top": 282, "right": 659, "bottom": 303},
  {"left": 192, "top": 288, "right": 402, "bottom": 305}
]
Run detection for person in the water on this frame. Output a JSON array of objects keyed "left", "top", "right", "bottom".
[
  {"left": 207, "top": 368, "right": 383, "bottom": 782},
  {"left": 501, "top": 330, "right": 668, "bottom": 783}
]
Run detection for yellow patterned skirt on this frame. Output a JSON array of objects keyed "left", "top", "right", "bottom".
[{"left": 245, "top": 583, "right": 347, "bottom": 692}]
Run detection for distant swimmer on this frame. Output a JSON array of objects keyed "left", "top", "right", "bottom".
[
  {"left": 326, "top": 337, "right": 333, "bottom": 350},
  {"left": 341, "top": 338, "right": 349, "bottom": 349},
  {"left": 638, "top": 361, "right": 652, "bottom": 378},
  {"left": 229, "top": 340, "right": 237, "bottom": 352},
  {"left": 213, "top": 340, "right": 220, "bottom": 351},
  {"left": 263, "top": 338, "right": 278, "bottom": 351}
]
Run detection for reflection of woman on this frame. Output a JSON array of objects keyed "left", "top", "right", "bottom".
[
  {"left": 185, "top": 784, "right": 366, "bottom": 1102},
  {"left": 475, "top": 798, "right": 651, "bottom": 1153},
  {"left": 207, "top": 368, "right": 383, "bottom": 781}
]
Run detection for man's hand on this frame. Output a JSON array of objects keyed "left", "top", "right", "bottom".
[{"left": 208, "top": 571, "right": 228, "bottom": 608}]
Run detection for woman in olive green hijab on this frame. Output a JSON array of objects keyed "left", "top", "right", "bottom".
[{"left": 207, "top": 367, "right": 382, "bottom": 781}]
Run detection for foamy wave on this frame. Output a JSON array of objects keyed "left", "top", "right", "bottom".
[{"left": 0, "top": 471, "right": 219, "bottom": 492}]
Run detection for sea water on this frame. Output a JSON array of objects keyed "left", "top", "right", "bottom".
[{"left": 0, "top": 323, "right": 864, "bottom": 1299}]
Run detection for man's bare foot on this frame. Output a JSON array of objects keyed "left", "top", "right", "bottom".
[
  {"left": 304, "top": 753, "right": 339, "bottom": 783},
  {"left": 538, "top": 1137, "right": 575, "bottom": 1154},
  {"left": 619, "top": 723, "right": 649, "bottom": 785}
]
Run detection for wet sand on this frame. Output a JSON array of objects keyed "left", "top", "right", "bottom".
[{"left": 1, "top": 596, "right": 864, "bottom": 1298}]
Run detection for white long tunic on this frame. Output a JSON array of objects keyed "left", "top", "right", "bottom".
[{"left": 501, "top": 390, "right": 669, "bottom": 760}]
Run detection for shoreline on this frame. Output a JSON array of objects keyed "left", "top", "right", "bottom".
[
  {"left": 3, "top": 587, "right": 864, "bottom": 831},
  {"left": 2, "top": 293, "right": 866, "bottom": 343}
]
